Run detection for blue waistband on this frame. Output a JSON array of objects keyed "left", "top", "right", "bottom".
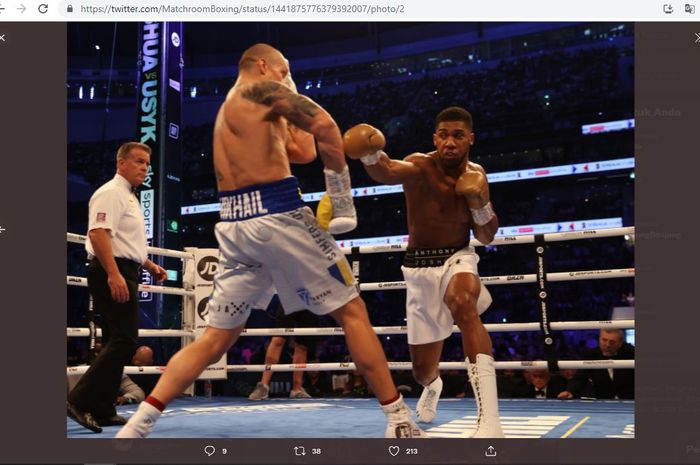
[{"left": 218, "top": 177, "right": 304, "bottom": 221}]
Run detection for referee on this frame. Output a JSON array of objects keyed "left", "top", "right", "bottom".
[{"left": 67, "top": 142, "right": 166, "bottom": 433}]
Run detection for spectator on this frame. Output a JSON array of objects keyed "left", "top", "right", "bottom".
[
  {"left": 515, "top": 368, "right": 566, "bottom": 399},
  {"left": 558, "top": 329, "right": 634, "bottom": 399}
]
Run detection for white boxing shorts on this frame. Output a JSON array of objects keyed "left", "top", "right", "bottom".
[
  {"left": 206, "top": 177, "right": 358, "bottom": 330},
  {"left": 401, "top": 246, "right": 492, "bottom": 345}
]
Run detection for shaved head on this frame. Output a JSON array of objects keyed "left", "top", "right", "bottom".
[
  {"left": 239, "top": 43, "right": 285, "bottom": 71},
  {"left": 131, "top": 345, "right": 154, "bottom": 366}
]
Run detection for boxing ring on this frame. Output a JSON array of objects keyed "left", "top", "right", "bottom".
[{"left": 66, "top": 226, "right": 635, "bottom": 438}]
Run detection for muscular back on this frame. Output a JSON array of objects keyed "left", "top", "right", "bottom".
[
  {"left": 403, "top": 153, "right": 472, "bottom": 248},
  {"left": 213, "top": 82, "right": 293, "bottom": 191}
]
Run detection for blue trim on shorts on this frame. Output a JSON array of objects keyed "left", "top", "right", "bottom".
[{"left": 218, "top": 177, "right": 304, "bottom": 221}]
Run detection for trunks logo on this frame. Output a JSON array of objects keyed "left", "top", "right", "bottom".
[
  {"left": 296, "top": 287, "right": 312, "bottom": 307},
  {"left": 327, "top": 260, "right": 354, "bottom": 286},
  {"left": 220, "top": 191, "right": 268, "bottom": 220},
  {"left": 197, "top": 256, "right": 219, "bottom": 281},
  {"left": 96, "top": 212, "right": 106, "bottom": 222},
  {"left": 197, "top": 297, "right": 210, "bottom": 320}
]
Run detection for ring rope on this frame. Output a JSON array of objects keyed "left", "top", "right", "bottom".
[
  {"left": 66, "top": 359, "right": 634, "bottom": 376},
  {"left": 65, "top": 319, "right": 634, "bottom": 338},
  {"left": 360, "top": 268, "right": 634, "bottom": 291},
  {"left": 67, "top": 227, "right": 632, "bottom": 259},
  {"left": 340, "top": 226, "right": 634, "bottom": 255},
  {"left": 66, "top": 328, "right": 193, "bottom": 337},
  {"left": 66, "top": 268, "right": 633, "bottom": 297},
  {"left": 225, "top": 360, "right": 635, "bottom": 372},
  {"left": 66, "top": 275, "right": 194, "bottom": 297},
  {"left": 66, "top": 232, "right": 195, "bottom": 260}
]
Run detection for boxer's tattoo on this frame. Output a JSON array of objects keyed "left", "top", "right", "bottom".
[
  {"left": 215, "top": 169, "right": 224, "bottom": 182},
  {"left": 242, "top": 82, "right": 318, "bottom": 119},
  {"left": 286, "top": 96, "right": 319, "bottom": 119},
  {"left": 242, "top": 81, "right": 284, "bottom": 106}
]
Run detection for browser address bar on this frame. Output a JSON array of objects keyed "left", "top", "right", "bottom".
[
  {"left": 68, "top": 2, "right": 408, "bottom": 18},
  {"left": 1, "top": 0, "right": 686, "bottom": 20},
  {"left": 59, "top": 0, "right": 412, "bottom": 19}
]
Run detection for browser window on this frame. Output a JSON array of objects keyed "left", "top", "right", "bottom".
[{"left": 0, "top": 2, "right": 698, "bottom": 464}]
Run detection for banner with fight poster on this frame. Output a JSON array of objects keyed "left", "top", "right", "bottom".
[{"left": 184, "top": 248, "right": 228, "bottom": 380}]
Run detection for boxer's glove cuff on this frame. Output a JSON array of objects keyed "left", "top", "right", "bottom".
[
  {"left": 360, "top": 151, "right": 381, "bottom": 166},
  {"left": 470, "top": 201, "right": 495, "bottom": 226},
  {"left": 323, "top": 166, "right": 357, "bottom": 234}
]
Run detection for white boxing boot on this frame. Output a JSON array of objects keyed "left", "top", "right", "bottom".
[
  {"left": 381, "top": 394, "right": 428, "bottom": 438},
  {"left": 115, "top": 401, "right": 161, "bottom": 438},
  {"left": 467, "top": 354, "right": 504, "bottom": 438},
  {"left": 416, "top": 376, "right": 443, "bottom": 423}
]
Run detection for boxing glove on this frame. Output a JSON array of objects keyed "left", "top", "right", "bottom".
[
  {"left": 343, "top": 124, "right": 386, "bottom": 165},
  {"left": 315, "top": 193, "right": 333, "bottom": 231},
  {"left": 456, "top": 170, "right": 494, "bottom": 226},
  {"left": 323, "top": 166, "right": 357, "bottom": 234}
]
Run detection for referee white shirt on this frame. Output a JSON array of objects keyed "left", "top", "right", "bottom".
[{"left": 86, "top": 174, "right": 148, "bottom": 265}]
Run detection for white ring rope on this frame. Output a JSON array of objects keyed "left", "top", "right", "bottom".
[
  {"left": 66, "top": 328, "right": 193, "bottom": 337},
  {"left": 360, "top": 268, "right": 634, "bottom": 291},
  {"left": 67, "top": 227, "right": 632, "bottom": 259},
  {"left": 238, "top": 319, "right": 635, "bottom": 336},
  {"left": 66, "top": 232, "right": 195, "bottom": 260},
  {"left": 66, "top": 275, "right": 194, "bottom": 297},
  {"left": 66, "top": 319, "right": 634, "bottom": 338},
  {"left": 66, "top": 268, "right": 633, "bottom": 297},
  {"left": 66, "top": 359, "right": 634, "bottom": 376},
  {"left": 67, "top": 227, "right": 635, "bottom": 377},
  {"left": 340, "top": 226, "right": 635, "bottom": 255},
  {"left": 226, "top": 359, "right": 635, "bottom": 373}
]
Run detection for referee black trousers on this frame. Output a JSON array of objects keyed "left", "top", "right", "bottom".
[{"left": 68, "top": 258, "right": 140, "bottom": 419}]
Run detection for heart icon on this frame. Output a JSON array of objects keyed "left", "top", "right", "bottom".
[{"left": 388, "top": 446, "right": 400, "bottom": 457}]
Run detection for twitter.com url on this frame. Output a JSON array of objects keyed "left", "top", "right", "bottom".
[{"left": 78, "top": 3, "right": 407, "bottom": 16}]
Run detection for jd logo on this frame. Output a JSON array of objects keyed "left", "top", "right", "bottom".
[
  {"left": 197, "top": 256, "right": 219, "bottom": 281},
  {"left": 197, "top": 297, "right": 210, "bottom": 320}
]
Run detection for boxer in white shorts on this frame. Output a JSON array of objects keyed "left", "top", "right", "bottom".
[
  {"left": 117, "top": 43, "right": 425, "bottom": 439},
  {"left": 401, "top": 246, "right": 492, "bottom": 345},
  {"left": 345, "top": 107, "right": 504, "bottom": 437},
  {"left": 207, "top": 177, "right": 359, "bottom": 330}
]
